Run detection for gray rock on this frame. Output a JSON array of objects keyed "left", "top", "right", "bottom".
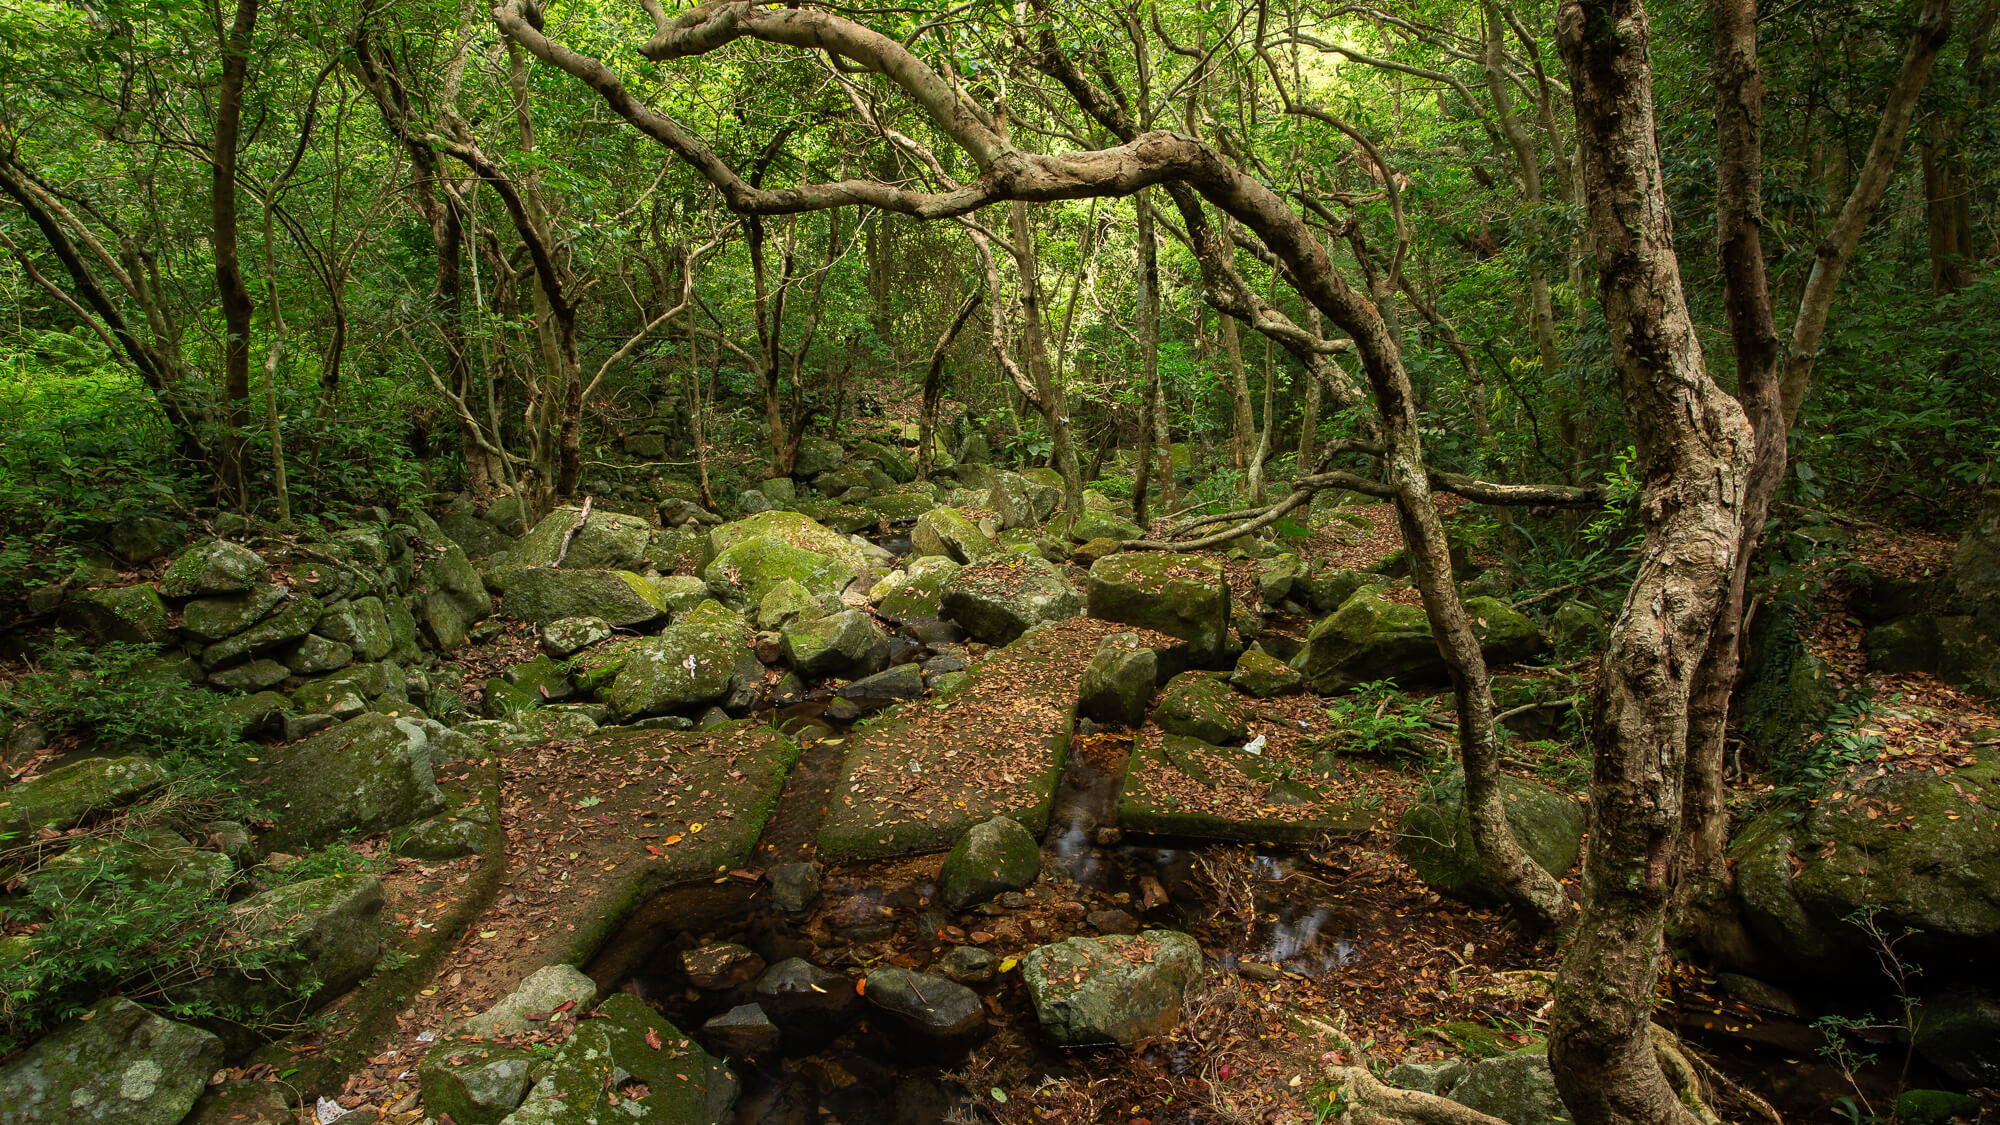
[
  {"left": 508, "top": 507, "right": 656, "bottom": 572},
  {"left": 1078, "top": 633, "right": 1157, "bottom": 728},
  {"left": 1447, "top": 1048, "right": 1570, "bottom": 1125},
  {"left": 1151, "top": 672, "right": 1253, "bottom": 746},
  {"left": 420, "top": 1042, "right": 536, "bottom": 1125},
  {"left": 938, "top": 815, "right": 1041, "bottom": 910},
  {"left": 500, "top": 993, "right": 736, "bottom": 1125},
  {"left": 1231, "top": 647, "right": 1303, "bottom": 698},
  {"left": 190, "top": 874, "right": 386, "bottom": 1013},
  {"left": 682, "top": 943, "right": 766, "bottom": 990},
  {"left": 935, "top": 945, "right": 998, "bottom": 984},
  {"left": 181, "top": 583, "right": 290, "bottom": 643},
  {"left": 1397, "top": 774, "right": 1584, "bottom": 907},
  {"left": 792, "top": 436, "right": 845, "bottom": 477},
  {"left": 314, "top": 596, "right": 395, "bottom": 661},
  {"left": 257, "top": 712, "right": 446, "bottom": 851},
  {"left": 752, "top": 959, "right": 861, "bottom": 1044},
  {"left": 437, "top": 509, "right": 514, "bottom": 561},
  {"left": 1385, "top": 1057, "right": 1469, "bottom": 1095},
  {"left": 0, "top": 755, "right": 165, "bottom": 841},
  {"left": 702, "top": 1004, "right": 781, "bottom": 1061},
  {"left": 160, "top": 539, "right": 269, "bottom": 599},
  {"left": 1914, "top": 991, "right": 2000, "bottom": 1085},
  {"left": 780, "top": 609, "right": 888, "bottom": 679},
  {"left": 940, "top": 554, "right": 1082, "bottom": 645},
  {"left": 604, "top": 601, "right": 745, "bottom": 721},
  {"left": 1087, "top": 552, "right": 1233, "bottom": 666},
  {"left": 415, "top": 539, "right": 493, "bottom": 650},
  {"left": 768, "top": 863, "right": 821, "bottom": 913},
  {"left": 207, "top": 658, "right": 289, "bottom": 692},
  {"left": 457, "top": 964, "right": 598, "bottom": 1039},
  {"left": 58, "top": 584, "right": 172, "bottom": 644},
  {"left": 0, "top": 996, "right": 222, "bottom": 1125},
  {"left": 863, "top": 966, "right": 986, "bottom": 1038},
  {"left": 505, "top": 568, "right": 670, "bottom": 628},
  {"left": 911, "top": 507, "right": 996, "bottom": 564},
  {"left": 992, "top": 470, "right": 1061, "bottom": 529},
  {"left": 284, "top": 633, "right": 353, "bottom": 675},
  {"left": 108, "top": 514, "right": 185, "bottom": 564},
  {"left": 1021, "top": 930, "right": 1202, "bottom": 1047},
  {"left": 836, "top": 663, "right": 925, "bottom": 712},
  {"left": 755, "top": 578, "right": 825, "bottom": 631},
  {"left": 1298, "top": 587, "right": 1543, "bottom": 692},
  {"left": 198, "top": 592, "right": 323, "bottom": 670},
  {"left": 540, "top": 615, "right": 613, "bottom": 658}
]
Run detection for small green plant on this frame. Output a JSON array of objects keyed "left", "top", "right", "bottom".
[
  {"left": 5, "top": 637, "right": 245, "bottom": 771},
  {"left": 1772, "top": 690, "right": 1887, "bottom": 821},
  {"left": 264, "top": 842, "right": 390, "bottom": 887},
  {"left": 1312, "top": 680, "right": 1444, "bottom": 762},
  {"left": 1811, "top": 907, "right": 1924, "bottom": 1125}
]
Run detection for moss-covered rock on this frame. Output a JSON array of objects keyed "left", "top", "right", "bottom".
[
  {"left": 1067, "top": 512, "right": 1143, "bottom": 543},
  {"left": 706, "top": 511, "right": 865, "bottom": 573},
  {"left": 254, "top": 712, "right": 446, "bottom": 851},
  {"left": 59, "top": 584, "right": 171, "bottom": 644},
  {"left": 1397, "top": 774, "right": 1584, "bottom": 907},
  {"left": 792, "top": 436, "right": 844, "bottom": 478},
  {"left": 755, "top": 578, "right": 825, "bottom": 631},
  {"left": 456, "top": 964, "right": 598, "bottom": 1038},
  {"left": 505, "top": 568, "right": 670, "bottom": 628},
  {"left": 992, "top": 470, "right": 1061, "bottom": 530},
  {"left": 501, "top": 993, "right": 737, "bottom": 1124},
  {"left": 910, "top": 507, "right": 996, "bottom": 564},
  {"left": 860, "top": 492, "right": 936, "bottom": 523},
  {"left": 1086, "top": 553, "right": 1232, "bottom": 665},
  {"left": 1231, "top": 648, "right": 1303, "bottom": 698},
  {"left": 181, "top": 582, "right": 289, "bottom": 643},
  {"left": 939, "top": 554, "right": 1082, "bottom": 645},
  {"left": 315, "top": 596, "right": 395, "bottom": 662},
  {"left": 1078, "top": 633, "right": 1158, "bottom": 728},
  {"left": 509, "top": 506, "right": 656, "bottom": 572},
  {"left": 1298, "top": 587, "right": 1543, "bottom": 692},
  {"left": 199, "top": 873, "right": 385, "bottom": 1011},
  {"left": 1293, "top": 563, "right": 1383, "bottom": 615},
  {"left": 937, "top": 815, "right": 1040, "bottom": 910},
  {"left": 702, "top": 538, "right": 856, "bottom": 607},
  {"left": 779, "top": 609, "right": 888, "bottom": 679},
  {"left": 0, "top": 996, "right": 222, "bottom": 1125},
  {"left": 1734, "top": 745, "right": 2000, "bottom": 972},
  {"left": 414, "top": 538, "right": 493, "bottom": 650},
  {"left": 1446, "top": 1047, "right": 1571, "bottom": 1125},
  {"left": 603, "top": 601, "right": 745, "bottom": 721},
  {"left": 873, "top": 556, "right": 960, "bottom": 618},
  {"left": 30, "top": 829, "right": 234, "bottom": 909},
  {"left": 419, "top": 1041, "right": 536, "bottom": 1125},
  {"left": 198, "top": 591, "right": 323, "bottom": 670},
  {"left": 0, "top": 755, "right": 166, "bottom": 840},
  {"left": 160, "top": 540, "right": 269, "bottom": 599},
  {"left": 1151, "top": 672, "right": 1254, "bottom": 745},
  {"left": 540, "top": 615, "right": 612, "bottom": 658},
  {"left": 1021, "top": 931, "right": 1201, "bottom": 1047}
]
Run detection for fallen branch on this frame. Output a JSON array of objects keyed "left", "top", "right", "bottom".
[{"left": 552, "top": 496, "right": 591, "bottom": 567}]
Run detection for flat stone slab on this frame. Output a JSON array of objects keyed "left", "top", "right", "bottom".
[
  {"left": 1117, "top": 731, "right": 1367, "bottom": 844},
  {"left": 817, "top": 618, "right": 1143, "bottom": 861}
]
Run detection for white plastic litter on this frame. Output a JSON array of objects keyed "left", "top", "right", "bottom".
[
  {"left": 316, "top": 1097, "right": 350, "bottom": 1122},
  {"left": 1243, "top": 734, "right": 1267, "bottom": 756}
]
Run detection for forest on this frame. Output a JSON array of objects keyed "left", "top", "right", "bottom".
[{"left": 0, "top": 0, "right": 1996, "bottom": 1123}]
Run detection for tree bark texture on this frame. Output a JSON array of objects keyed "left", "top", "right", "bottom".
[
  {"left": 1555, "top": 4, "right": 1755, "bottom": 1125},
  {"left": 211, "top": 0, "right": 260, "bottom": 507}
]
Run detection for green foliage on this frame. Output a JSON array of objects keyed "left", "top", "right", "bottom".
[
  {"left": 264, "top": 842, "right": 390, "bottom": 888},
  {"left": 1769, "top": 690, "right": 1887, "bottom": 821},
  {"left": 4, "top": 637, "right": 242, "bottom": 772},
  {"left": 1311, "top": 680, "right": 1443, "bottom": 763}
]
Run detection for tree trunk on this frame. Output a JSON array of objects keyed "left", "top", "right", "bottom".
[
  {"left": 1553, "top": 4, "right": 1756, "bottom": 1124},
  {"left": 1007, "top": 197, "right": 1084, "bottom": 521},
  {"left": 1132, "top": 187, "right": 1164, "bottom": 526},
  {"left": 212, "top": 0, "right": 260, "bottom": 509}
]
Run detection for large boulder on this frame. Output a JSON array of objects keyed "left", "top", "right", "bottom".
[
  {"left": 0, "top": 756, "right": 166, "bottom": 841},
  {"left": 1077, "top": 633, "right": 1158, "bottom": 728},
  {"left": 58, "top": 584, "right": 171, "bottom": 644},
  {"left": 455, "top": 965, "right": 598, "bottom": 1039},
  {"left": 1297, "top": 587, "right": 1543, "bottom": 692},
  {"left": 937, "top": 815, "right": 1041, "bottom": 909},
  {"left": 498, "top": 993, "right": 737, "bottom": 1124},
  {"left": 509, "top": 506, "right": 655, "bottom": 572},
  {"left": 1913, "top": 991, "right": 2000, "bottom": 1086},
  {"left": 255, "top": 712, "right": 446, "bottom": 850},
  {"left": 180, "top": 583, "right": 289, "bottom": 643},
  {"left": 939, "top": 554, "right": 1082, "bottom": 645},
  {"left": 197, "top": 591, "right": 322, "bottom": 670},
  {"left": 992, "top": 471, "right": 1060, "bottom": 529},
  {"left": 315, "top": 596, "right": 395, "bottom": 662},
  {"left": 792, "top": 436, "right": 845, "bottom": 477},
  {"left": 1021, "top": 930, "right": 1202, "bottom": 1047},
  {"left": 780, "top": 609, "right": 889, "bottom": 679},
  {"left": 0, "top": 997, "right": 222, "bottom": 1125},
  {"left": 1447, "top": 1048, "right": 1571, "bottom": 1125},
  {"left": 707, "top": 511, "right": 866, "bottom": 574},
  {"left": 1397, "top": 774, "right": 1585, "bottom": 907},
  {"left": 1733, "top": 744, "right": 2000, "bottom": 974},
  {"left": 873, "top": 556, "right": 960, "bottom": 618},
  {"left": 1086, "top": 553, "right": 1232, "bottom": 666},
  {"left": 414, "top": 539, "right": 493, "bottom": 650},
  {"left": 420, "top": 1042, "right": 537, "bottom": 1125},
  {"left": 703, "top": 538, "right": 857, "bottom": 607},
  {"left": 178, "top": 874, "right": 385, "bottom": 1016},
  {"left": 863, "top": 967, "right": 986, "bottom": 1039},
  {"left": 1151, "top": 672, "right": 1253, "bottom": 746},
  {"left": 604, "top": 600, "right": 746, "bottom": 721},
  {"left": 910, "top": 507, "right": 996, "bottom": 565},
  {"left": 504, "top": 569, "right": 670, "bottom": 628},
  {"left": 160, "top": 539, "right": 268, "bottom": 599}
]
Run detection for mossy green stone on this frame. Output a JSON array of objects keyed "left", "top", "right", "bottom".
[
  {"left": 0, "top": 755, "right": 165, "bottom": 840},
  {"left": 505, "top": 568, "right": 670, "bottom": 628},
  {"left": 59, "top": 584, "right": 171, "bottom": 644},
  {"left": 937, "top": 815, "right": 1041, "bottom": 909},
  {"left": 702, "top": 537, "right": 856, "bottom": 606},
  {"left": 1151, "top": 672, "right": 1253, "bottom": 745},
  {"left": 0, "top": 997, "right": 222, "bottom": 1125},
  {"left": 1086, "top": 553, "right": 1231, "bottom": 664},
  {"left": 160, "top": 539, "right": 269, "bottom": 599},
  {"left": 705, "top": 511, "right": 866, "bottom": 572},
  {"left": 255, "top": 713, "right": 445, "bottom": 850},
  {"left": 1396, "top": 774, "right": 1584, "bottom": 906},
  {"left": 605, "top": 601, "right": 745, "bottom": 721},
  {"left": 910, "top": 507, "right": 995, "bottom": 563},
  {"left": 198, "top": 592, "right": 323, "bottom": 670}
]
